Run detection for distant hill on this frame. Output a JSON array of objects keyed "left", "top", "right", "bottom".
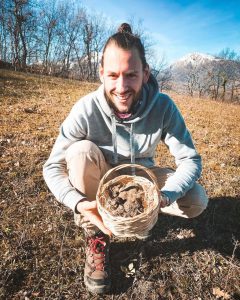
[
  {"left": 173, "top": 52, "right": 217, "bottom": 66},
  {"left": 168, "top": 52, "right": 240, "bottom": 101},
  {"left": 170, "top": 52, "right": 219, "bottom": 83}
]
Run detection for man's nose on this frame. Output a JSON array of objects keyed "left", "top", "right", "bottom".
[{"left": 115, "top": 76, "right": 128, "bottom": 93}]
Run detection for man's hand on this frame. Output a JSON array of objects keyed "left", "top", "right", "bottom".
[{"left": 76, "top": 199, "right": 112, "bottom": 236}]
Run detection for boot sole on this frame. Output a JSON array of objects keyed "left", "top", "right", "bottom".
[{"left": 84, "top": 278, "right": 111, "bottom": 294}]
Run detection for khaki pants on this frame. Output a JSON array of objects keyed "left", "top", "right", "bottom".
[{"left": 66, "top": 140, "right": 208, "bottom": 235}]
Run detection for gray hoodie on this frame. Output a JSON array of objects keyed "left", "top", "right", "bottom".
[{"left": 43, "top": 75, "right": 202, "bottom": 211}]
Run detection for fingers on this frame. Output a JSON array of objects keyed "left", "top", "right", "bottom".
[
  {"left": 87, "top": 213, "right": 112, "bottom": 236},
  {"left": 81, "top": 200, "right": 112, "bottom": 236}
]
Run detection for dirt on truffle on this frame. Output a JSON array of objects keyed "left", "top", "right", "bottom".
[{"left": 105, "top": 182, "right": 145, "bottom": 217}]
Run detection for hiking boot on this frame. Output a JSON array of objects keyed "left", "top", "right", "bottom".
[{"left": 84, "top": 231, "right": 111, "bottom": 294}]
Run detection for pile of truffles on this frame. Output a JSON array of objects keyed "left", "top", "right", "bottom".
[{"left": 105, "top": 182, "right": 145, "bottom": 217}]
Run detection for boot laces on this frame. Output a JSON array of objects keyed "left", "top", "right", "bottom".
[{"left": 88, "top": 235, "right": 107, "bottom": 271}]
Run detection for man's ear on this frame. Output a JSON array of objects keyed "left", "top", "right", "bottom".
[
  {"left": 143, "top": 64, "right": 150, "bottom": 84},
  {"left": 99, "top": 64, "right": 104, "bottom": 83}
]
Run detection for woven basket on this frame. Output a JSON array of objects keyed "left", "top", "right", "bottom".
[{"left": 96, "top": 164, "right": 160, "bottom": 239}]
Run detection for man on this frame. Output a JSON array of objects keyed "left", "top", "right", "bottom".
[{"left": 43, "top": 23, "right": 208, "bottom": 294}]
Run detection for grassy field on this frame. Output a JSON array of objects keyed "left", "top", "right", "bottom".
[{"left": 0, "top": 69, "right": 239, "bottom": 300}]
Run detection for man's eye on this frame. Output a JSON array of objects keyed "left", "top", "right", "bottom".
[{"left": 128, "top": 74, "right": 137, "bottom": 78}]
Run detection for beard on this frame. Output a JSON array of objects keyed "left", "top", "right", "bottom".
[{"left": 104, "top": 87, "right": 143, "bottom": 113}]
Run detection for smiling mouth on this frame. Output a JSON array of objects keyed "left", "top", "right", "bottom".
[{"left": 114, "top": 92, "right": 132, "bottom": 102}]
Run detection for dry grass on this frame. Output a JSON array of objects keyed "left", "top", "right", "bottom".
[{"left": 0, "top": 69, "right": 239, "bottom": 300}]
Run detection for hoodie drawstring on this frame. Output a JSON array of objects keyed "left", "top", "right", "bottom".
[
  {"left": 111, "top": 113, "right": 136, "bottom": 175},
  {"left": 111, "top": 113, "right": 118, "bottom": 165},
  {"left": 130, "top": 123, "right": 135, "bottom": 175}
]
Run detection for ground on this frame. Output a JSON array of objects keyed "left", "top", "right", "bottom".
[{"left": 0, "top": 69, "right": 239, "bottom": 299}]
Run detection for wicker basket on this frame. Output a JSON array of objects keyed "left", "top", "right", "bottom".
[{"left": 96, "top": 164, "right": 160, "bottom": 239}]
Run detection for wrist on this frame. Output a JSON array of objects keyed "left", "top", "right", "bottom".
[
  {"left": 160, "top": 192, "right": 171, "bottom": 207},
  {"left": 75, "top": 198, "right": 87, "bottom": 214}
]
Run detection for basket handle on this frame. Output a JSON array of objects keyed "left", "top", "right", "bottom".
[{"left": 100, "top": 163, "right": 159, "bottom": 190}]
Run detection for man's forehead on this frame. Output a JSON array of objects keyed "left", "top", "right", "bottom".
[{"left": 101, "top": 44, "right": 143, "bottom": 74}]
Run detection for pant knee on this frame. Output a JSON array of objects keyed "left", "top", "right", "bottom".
[
  {"left": 194, "top": 183, "right": 208, "bottom": 210},
  {"left": 185, "top": 202, "right": 208, "bottom": 218},
  {"left": 66, "top": 140, "right": 101, "bottom": 162},
  {"left": 181, "top": 184, "right": 209, "bottom": 218},
  {"left": 161, "top": 183, "right": 209, "bottom": 219}
]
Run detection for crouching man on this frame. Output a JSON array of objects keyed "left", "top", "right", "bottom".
[{"left": 43, "top": 23, "right": 208, "bottom": 294}]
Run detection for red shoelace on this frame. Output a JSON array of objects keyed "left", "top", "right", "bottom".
[{"left": 88, "top": 236, "right": 107, "bottom": 271}]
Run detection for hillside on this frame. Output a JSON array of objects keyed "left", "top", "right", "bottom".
[
  {"left": 0, "top": 70, "right": 239, "bottom": 299},
  {"left": 169, "top": 53, "right": 240, "bottom": 102},
  {"left": 173, "top": 52, "right": 217, "bottom": 66}
]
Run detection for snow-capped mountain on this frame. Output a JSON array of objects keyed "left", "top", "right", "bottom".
[
  {"left": 169, "top": 52, "right": 222, "bottom": 85},
  {"left": 166, "top": 52, "right": 220, "bottom": 90},
  {"left": 172, "top": 52, "right": 218, "bottom": 68}
]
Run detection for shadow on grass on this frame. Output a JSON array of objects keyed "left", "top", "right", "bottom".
[
  {"left": 151, "top": 196, "right": 240, "bottom": 257},
  {"left": 109, "top": 196, "right": 240, "bottom": 294}
]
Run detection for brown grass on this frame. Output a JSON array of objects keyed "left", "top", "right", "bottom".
[{"left": 0, "top": 69, "right": 239, "bottom": 300}]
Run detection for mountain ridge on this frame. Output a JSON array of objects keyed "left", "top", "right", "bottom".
[{"left": 171, "top": 52, "right": 219, "bottom": 68}]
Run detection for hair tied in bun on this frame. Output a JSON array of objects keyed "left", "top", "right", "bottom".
[{"left": 118, "top": 23, "right": 132, "bottom": 34}]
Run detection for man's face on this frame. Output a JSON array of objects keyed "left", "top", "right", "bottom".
[{"left": 99, "top": 43, "right": 150, "bottom": 113}]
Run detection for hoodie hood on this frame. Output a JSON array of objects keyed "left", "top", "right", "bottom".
[
  {"left": 96, "top": 73, "right": 160, "bottom": 124},
  {"left": 95, "top": 73, "right": 160, "bottom": 165}
]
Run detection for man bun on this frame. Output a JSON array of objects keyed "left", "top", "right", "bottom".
[
  {"left": 101, "top": 22, "right": 147, "bottom": 68},
  {"left": 117, "top": 23, "right": 132, "bottom": 34}
]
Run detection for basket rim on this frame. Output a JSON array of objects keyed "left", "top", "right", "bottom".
[{"left": 98, "top": 163, "right": 159, "bottom": 190}]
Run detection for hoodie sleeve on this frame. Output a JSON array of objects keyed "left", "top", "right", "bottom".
[
  {"left": 160, "top": 99, "right": 202, "bottom": 203},
  {"left": 43, "top": 102, "right": 87, "bottom": 211}
]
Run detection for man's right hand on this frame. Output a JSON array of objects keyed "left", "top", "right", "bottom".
[{"left": 76, "top": 199, "right": 112, "bottom": 236}]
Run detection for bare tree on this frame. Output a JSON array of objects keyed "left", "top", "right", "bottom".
[
  {"left": 34, "top": 0, "right": 59, "bottom": 73},
  {"left": 182, "top": 62, "right": 197, "bottom": 97},
  {"left": 82, "top": 20, "right": 94, "bottom": 80},
  {"left": 5, "top": 0, "right": 37, "bottom": 70},
  {"left": 217, "top": 47, "right": 240, "bottom": 61},
  {"left": 207, "top": 49, "right": 240, "bottom": 102},
  {"left": 79, "top": 13, "right": 108, "bottom": 80},
  {"left": 217, "top": 49, "right": 240, "bottom": 101},
  {"left": 91, "top": 15, "right": 108, "bottom": 80},
  {"left": 0, "top": 0, "right": 9, "bottom": 62},
  {"left": 206, "top": 61, "right": 221, "bottom": 100},
  {"left": 53, "top": 1, "right": 85, "bottom": 77},
  {"left": 149, "top": 54, "right": 172, "bottom": 91}
]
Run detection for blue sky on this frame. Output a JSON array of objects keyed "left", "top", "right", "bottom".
[{"left": 80, "top": 0, "right": 240, "bottom": 64}]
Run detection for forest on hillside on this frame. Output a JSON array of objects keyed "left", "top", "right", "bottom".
[
  {"left": 0, "top": 0, "right": 240, "bottom": 102},
  {"left": 0, "top": 0, "right": 157, "bottom": 81}
]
